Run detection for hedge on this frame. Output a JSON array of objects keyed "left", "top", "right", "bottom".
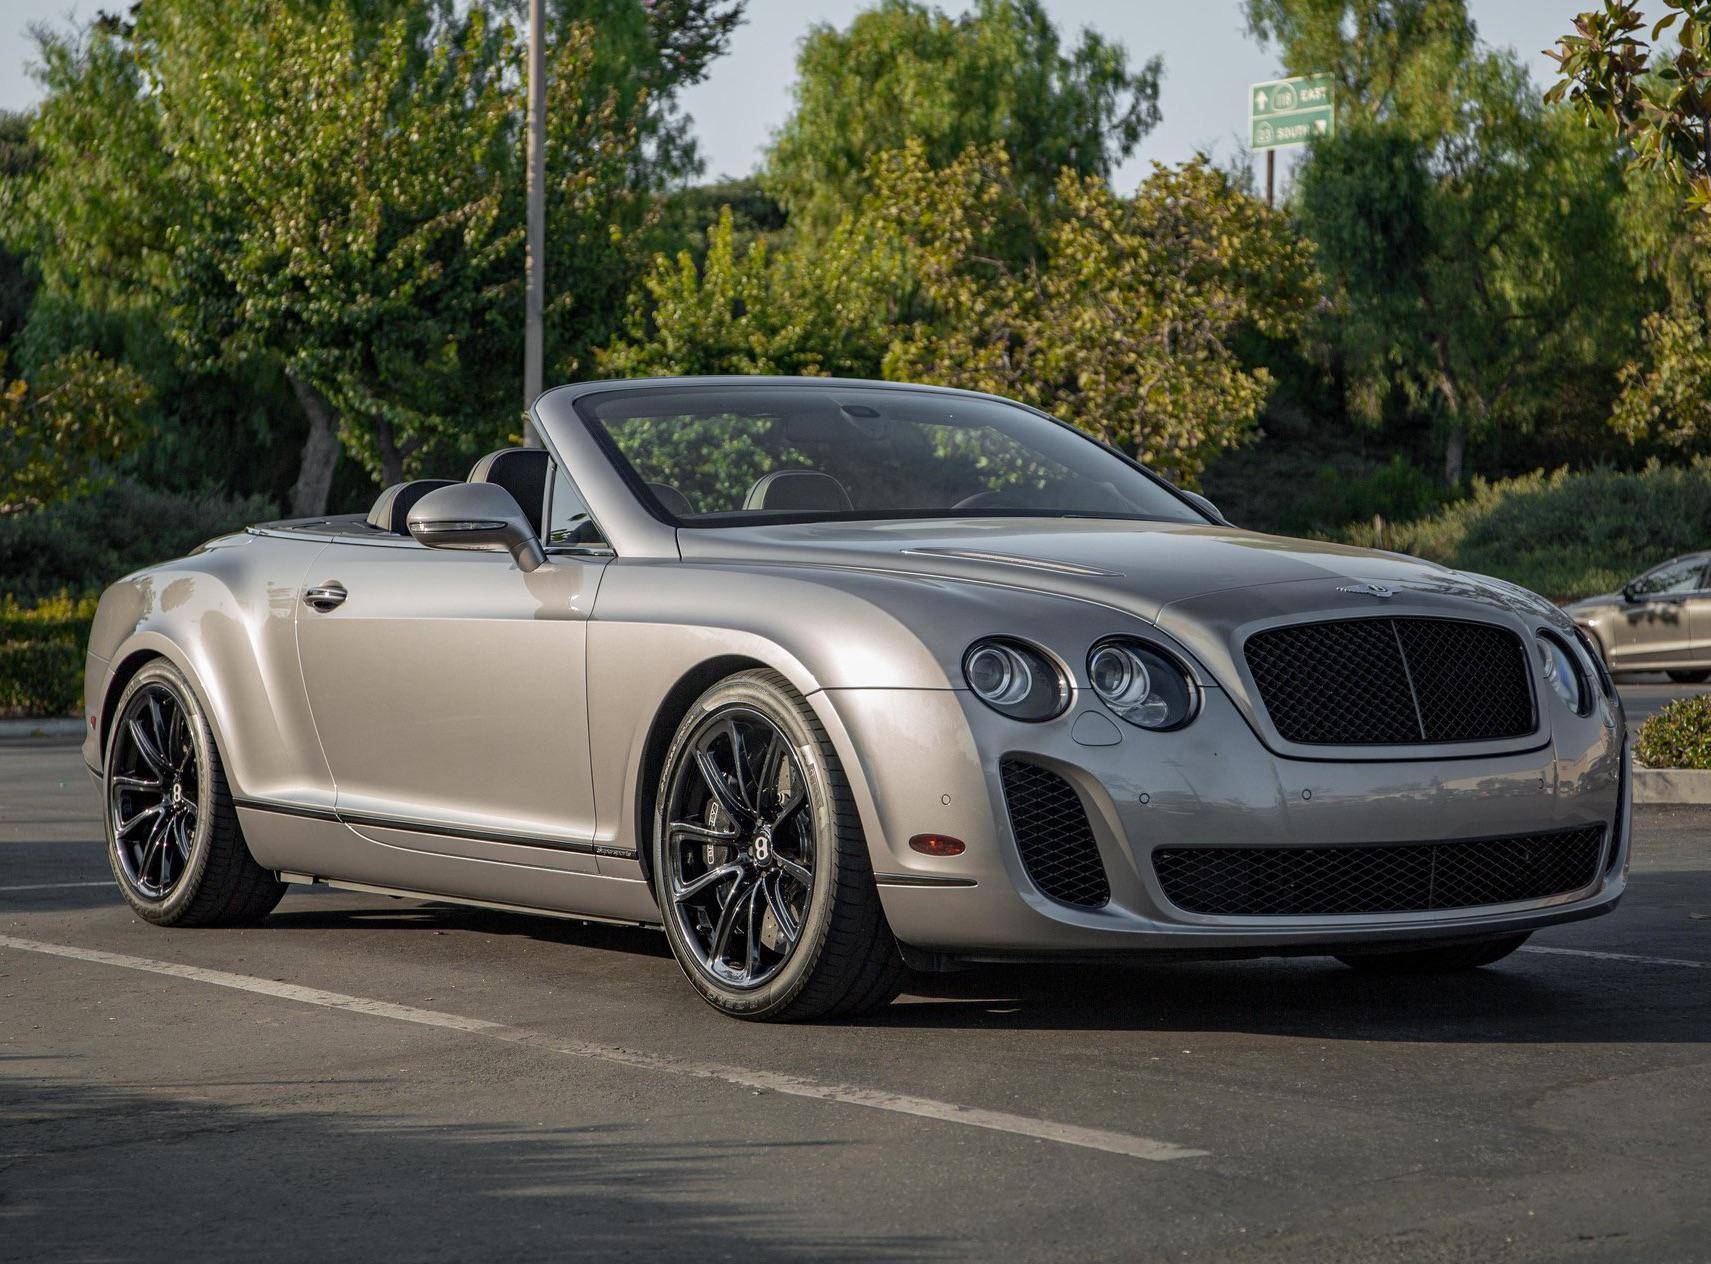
[
  {"left": 0, "top": 593, "right": 97, "bottom": 719},
  {"left": 1332, "top": 459, "right": 1711, "bottom": 601}
]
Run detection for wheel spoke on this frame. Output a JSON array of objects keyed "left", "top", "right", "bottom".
[
  {"left": 128, "top": 717, "right": 170, "bottom": 775},
  {"left": 117, "top": 801, "right": 165, "bottom": 839},
  {"left": 667, "top": 819, "right": 739, "bottom": 846},
  {"left": 137, "top": 815, "right": 169, "bottom": 889},
  {"left": 672, "top": 861, "right": 744, "bottom": 903},
  {"left": 743, "top": 882, "right": 761, "bottom": 978},
  {"left": 777, "top": 855, "right": 812, "bottom": 889},
  {"left": 709, "top": 873, "right": 752, "bottom": 965},
  {"left": 763, "top": 872, "right": 800, "bottom": 946},
  {"left": 757, "top": 730, "right": 785, "bottom": 813},
  {"left": 112, "top": 774, "right": 162, "bottom": 793},
  {"left": 172, "top": 813, "right": 192, "bottom": 858},
  {"left": 772, "top": 785, "right": 807, "bottom": 832},
  {"left": 168, "top": 704, "right": 189, "bottom": 771},
  {"left": 693, "top": 749, "right": 748, "bottom": 824},
  {"left": 722, "top": 717, "right": 752, "bottom": 811}
]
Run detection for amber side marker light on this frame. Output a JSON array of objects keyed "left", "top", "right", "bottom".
[{"left": 908, "top": 834, "right": 966, "bottom": 857}]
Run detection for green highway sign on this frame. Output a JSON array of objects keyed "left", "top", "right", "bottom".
[{"left": 1250, "top": 74, "right": 1336, "bottom": 149}]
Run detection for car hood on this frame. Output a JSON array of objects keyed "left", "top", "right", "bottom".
[{"left": 674, "top": 518, "right": 1544, "bottom": 627}]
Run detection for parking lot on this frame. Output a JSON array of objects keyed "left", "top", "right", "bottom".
[{"left": 2, "top": 737, "right": 1708, "bottom": 1263}]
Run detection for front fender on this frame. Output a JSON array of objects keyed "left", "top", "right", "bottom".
[{"left": 83, "top": 533, "right": 332, "bottom": 807}]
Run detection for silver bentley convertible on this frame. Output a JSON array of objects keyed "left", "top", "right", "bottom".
[{"left": 83, "top": 377, "right": 1629, "bottom": 1020}]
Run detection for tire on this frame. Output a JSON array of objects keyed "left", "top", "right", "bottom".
[
  {"left": 651, "top": 669, "right": 905, "bottom": 1021},
  {"left": 1335, "top": 932, "right": 1530, "bottom": 974},
  {"left": 103, "top": 659, "right": 285, "bottom": 927},
  {"left": 1666, "top": 670, "right": 1710, "bottom": 684}
]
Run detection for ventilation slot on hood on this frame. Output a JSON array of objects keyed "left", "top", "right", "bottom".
[
  {"left": 1243, "top": 617, "right": 1536, "bottom": 745},
  {"left": 999, "top": 759, "right": 1110, "bottom": 908}
]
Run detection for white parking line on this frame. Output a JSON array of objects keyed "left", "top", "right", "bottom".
[
  {"left": 0, "top": 933, "right": 1206, "bottom": 1163},
  {"left": 0, "top": 881, "right": 112, "bottom": 892},
  {"left": 1521, "top": 945, "right": 1710, "bottom": 971}
]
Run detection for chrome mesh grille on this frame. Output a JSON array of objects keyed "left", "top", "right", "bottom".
[
  {"left": 1244, "top": 617, "right": 1535, "bottom": 745},
  {"left": 1153, "top": 825, "right": 1605, "bottom": 917},
  {"left": 999, "top": 759, "right": 1110, "bottom": 908}
]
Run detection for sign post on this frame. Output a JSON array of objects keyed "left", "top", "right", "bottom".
[{"left": 1249, "top": 73, "right": 1336, "bottom": 207}]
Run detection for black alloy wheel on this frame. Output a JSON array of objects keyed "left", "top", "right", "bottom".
[
  {"left": 103, "top": 659, "right": 285, "bottom": 927},
  {"left": 653, "top": 670, "right": 904, "bottom": 1021}
]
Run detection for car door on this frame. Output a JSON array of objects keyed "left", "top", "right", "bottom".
[
  {"left": 295, "top": 468, "right": 610, "bottom": 864},
  {"left": 1606, "top": 556, "right": 1708, "bottom": 669}
]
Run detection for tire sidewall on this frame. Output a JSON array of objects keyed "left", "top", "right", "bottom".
[
  {"left": 104, "top": 660, "right": 219, "bottom": 924},
  {"left": 652, "top": 674, "right": 845, "bottom": 1018}
]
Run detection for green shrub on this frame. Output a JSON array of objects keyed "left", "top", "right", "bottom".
[
  {"left": 1203, "top": 448, "right": 1449, "bottom": 537},
  {"left": 1333, "top": 459, "right": 1711, "bottom": 600},
  {"left": 0, "top": 480, "right": 276, "bottom": 602},
  {"left": 1636, "top": 695, "right": 1711, "bottom": 770},
  {"left": 0, "top": 593, "right": 96, "bottom": 718}
]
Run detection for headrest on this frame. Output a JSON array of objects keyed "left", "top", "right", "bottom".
[
  {"left": 646, "top": 482, "right": 695, "bottom": 518},
  {"left": 367, "top": 480, "right": 458, "bottom": 535},
  {"left": 469, "top": 447, "right": 550, "bottom": 536},
  {"left": 743, "top": 470, "right": 853, "bottom": 513}
]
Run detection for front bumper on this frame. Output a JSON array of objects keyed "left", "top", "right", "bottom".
[{"left": 825, "top": 684, "right": 1628, "bottom": 958}]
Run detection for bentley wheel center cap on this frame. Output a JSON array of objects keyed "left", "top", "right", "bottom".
[{"left": 752, "top": 830, "right": 772, "bottom": 864}]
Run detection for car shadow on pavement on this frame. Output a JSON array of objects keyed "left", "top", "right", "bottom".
[{"left": 0, "top": 1075, "right": 945, "bottom": 1262}]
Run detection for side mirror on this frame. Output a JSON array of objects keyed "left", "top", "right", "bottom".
[
  {"left": 1179, "top": 489, "right": 1230, "bottom": 525},
  {"left": 1622, "top": 582, "right": 1640, "bottom": 604},
  {"left": 407, "top": 482, "right": 547, "bottom": 573}
]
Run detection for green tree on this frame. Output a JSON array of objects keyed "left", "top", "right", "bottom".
[
  {"left": 876, "top": 143, "right": 1317, "bottom": 484},
  {"left": 1298, "top": 53, "right": 1637, "bottom": 486},
  {"left": 1547, "top": 0, "right": 1711, "bottom": 214},
  {"left": 596, "top": 205, "right": 906, "bottom": 379},
  {"left": 0, "top": 350, "right": 149, "bottom": 513},
  {"left": 764, "top": 0, "right": 1161, "bottom": 235}
]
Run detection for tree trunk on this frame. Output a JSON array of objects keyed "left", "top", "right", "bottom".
[
  {"left": 373, "top": 413, "right": 406, "bottom": 488},
  {"left": 286, "top": 372, "right": 339, "bottom": 518},
  {"left": 1443, "top": 423, "right": 1465, "bottom": 490}
]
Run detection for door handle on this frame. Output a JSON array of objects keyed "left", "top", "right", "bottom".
[{"left": 303, "top": 582, "right": 348, "bottom": 612}]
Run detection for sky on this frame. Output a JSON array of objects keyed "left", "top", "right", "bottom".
[{"left": 1, "top": 0, "right": 1582, "bottom": 189}]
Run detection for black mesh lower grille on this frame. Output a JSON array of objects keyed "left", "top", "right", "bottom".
[
  {"left": 1244, "top": 617, "right": 1535, "bottom": 745},
  {"left": 999, "top": 759, "right": 1110, "bottom": 908},
  {"left": 1153, "top": 825, "right": 1605, "bottom": 916}
]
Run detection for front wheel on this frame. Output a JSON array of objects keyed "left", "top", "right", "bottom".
[
  {"left": 651, "top": 670, "right": 905, "bottom": 1021},
  {"left": 1666, "top": 669, "right": 1710, "bottom": 684},
  {"left": 1335, "top": 932, "right": 1530, "bottom": 974}
]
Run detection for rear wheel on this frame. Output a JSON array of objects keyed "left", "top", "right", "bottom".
[
  {"left": 652, "top": 670, "right": 904, "bottom": 1021},
  {"left": 104, "top": 660, "right": 285, "bottom": 927},
  {"left": 1666, "top": 669, "right": 1710, "bottom": 684},
  {"left": 1335, "top": 932, "right": 1530, "bottom": 974}
]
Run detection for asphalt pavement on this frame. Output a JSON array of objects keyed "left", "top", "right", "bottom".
[
  {"left": 1616, "top": 673, "right": 1711, "bottom": 728},
  {"left": 2, "top": 740, "right": 1708, "bottom": 1263}
]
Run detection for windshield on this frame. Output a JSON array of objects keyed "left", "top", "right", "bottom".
[{"left": 575, "top": 384, "right": 1204, "bottom": 526}]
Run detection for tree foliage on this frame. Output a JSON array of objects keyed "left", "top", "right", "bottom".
[
  {"left": 0, "top": 350, "right": 149, "bottom": 513},
  {"left": 596, "top": 205, "right": 906, "bottom": 379},
  {"left": 1547, "top": 0, "right": 1711, "bottom": 214},
  {"left": 764, "top": 0, "right": 1161, "bottom": 234},
  {"left": 875, "top": 143, "right": 1317, "bottom": 484}
]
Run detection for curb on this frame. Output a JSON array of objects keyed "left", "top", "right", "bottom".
[
  {"left": 1633, "top": 768, "right": 1711, "bottom": 805},
  {"left": 0, "top": 717, "right": 85, "bottom": 743}
]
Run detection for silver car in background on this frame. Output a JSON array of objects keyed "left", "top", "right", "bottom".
[
  {"left": 82, "top": 377, "right": 1629, "bottom": 1020},
  {"left": 1567, "top": 552, "right": 1711, "bottom": 682}
]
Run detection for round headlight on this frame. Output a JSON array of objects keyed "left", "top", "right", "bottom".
[
  {"left": 962, "top": 639, "right": 1068, "bottom": 721},
  {"left": 1537, "top": 631, "right": 1588, "bottom": 715},
  {"left": 1088, "top": 639, "right": 1198, "bottom": 730}
]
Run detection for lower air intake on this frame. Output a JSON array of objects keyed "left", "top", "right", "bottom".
[
  {"left": 1153, "top": 825, "right": 1605, "bottom": 917},
  {"left": 999, "top": 758, "right": 1110, "bottom": 908}
]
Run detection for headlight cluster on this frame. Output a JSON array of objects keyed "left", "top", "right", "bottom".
[
  {"left": 962, "top": 635, "right": 1198, "bottom": 729},
  {"left": 1536, "top": 631, "right": 1592, "bottom": 716},
  {"left": 1087, "top": 639, "right": 1198, "bottom": 730},
  {"left": 962, "top": 639, "right": 1069, "bottom": 721}
]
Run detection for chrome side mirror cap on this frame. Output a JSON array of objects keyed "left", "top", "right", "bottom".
[{"left": 407, "top": 482, "right": 547, "bottom": 573}]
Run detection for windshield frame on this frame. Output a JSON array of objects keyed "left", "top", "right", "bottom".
[{"left": 569, "top": 380, "right": 1214, "bottom": 530}]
